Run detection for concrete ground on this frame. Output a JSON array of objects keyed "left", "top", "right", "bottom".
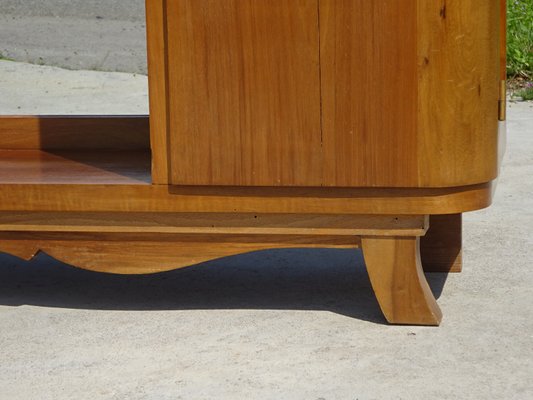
[
  {"left": 0, "top": 61, "right": 532, "bottom": 399},
  {"left": 0, "top": 60, "right": 148, "bottom": 114},
  {"left": 0, "top": 0, "right": 147, "bottom": 73}
]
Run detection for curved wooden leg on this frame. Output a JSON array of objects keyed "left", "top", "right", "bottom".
[{"left": 361, "top": 236, "right": 442, "bottom": 326}]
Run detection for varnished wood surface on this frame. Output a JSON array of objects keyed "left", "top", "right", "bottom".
[
  {"left": 145, "top": 0, "right": 170, "bottom": 184},
  {"left": 0, "top": 150, "right": 151, "bottom": 184},
  {"left": 146, "top": 0, "right": 501, "bottom": 188},
  {"left": 0, "top": 182, "right": 492, "bottom": 215},
  {"left": 0, "top": 147, "right": 492, "bottom": 214},
  {"left": 421, "top": 214, "right": 462, "bottom": 273},
  {"left": 0, "top": 212, "right": 427, "bottom": 236},
  {"left": 500, "top": 0, "right": 507, "bottom": 81},
  {"left": 0, "top": 116, "right": 149, "bottom": 150},
  {"left": 320, "top": 0, "right": 418, "bottom": 187},
  {"left": 361, "top": 236, "right": 442, "bottom": 325},
  {"left": 166, "top": 0, "right": 322, "bottom": 186},
  {"left": 322, "top": 0, "right": 500, "bottom": 187},
  {"left": 417, "top": 0, "right": 500, "bottom": 186},
  {"left": 0, "top": 1, "right": 500, "bottom": 326},
  {"left": 0, "top": 232, "right": 356, "bottom": 275}
]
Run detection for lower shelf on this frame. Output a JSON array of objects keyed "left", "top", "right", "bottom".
[{"left": 0, "top": 149, "right": 151, "bottom": 185}]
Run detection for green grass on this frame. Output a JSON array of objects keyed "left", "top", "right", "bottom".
[
  {"left": 0, "top": 52, "right": 14, "bottom": 61},
  {"left": 516, "top": 84, "right": 533, "bottom": 100},
  {"left": 508, "top": 0, "right": 533, "bottom": 78}
]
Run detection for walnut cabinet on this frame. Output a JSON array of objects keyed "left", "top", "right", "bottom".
[{"left": 0, "top": 0, "right": 507, "bottom": 325}]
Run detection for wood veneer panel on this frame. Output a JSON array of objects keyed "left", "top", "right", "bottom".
[
  {"left": 146, "top": 0, "right": 170, "bottom": 184},
  {"left": 320, "top": 0, "right": 419, "bottom": 187},
  {"left": 417, "top": 0, "right": 500, "bottom": 186},
  {"left": 0, "top": 213, "right": 427, "bottom": 237},
  {"left": 165, "top": 0, "right": 322, "bottom": 186},
  {"left": 0, "top": 182, "right": 492, "bottom": 214},
  {"left": 0, "top": 232, "right": 355, "bottom": 275},
  {"left": 0, "top": 116, "right": 149, "bottom": 150},
  {"left": 500, "top": 0, "right": 507, "bottom": 81},
  {"left": 0, "top": 150, "right": 151, "bottom": 184}
]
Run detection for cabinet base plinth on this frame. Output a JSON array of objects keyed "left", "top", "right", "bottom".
[{"left": 0, "top": 213, "right": 450, "bottom": 326}]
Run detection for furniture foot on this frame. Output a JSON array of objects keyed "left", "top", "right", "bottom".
[
  {"left": 361, "top": 236, "right": 442, "bottom": 326},
  {"left": 421, "top": 214, "right": 462, "bottom": 273}
]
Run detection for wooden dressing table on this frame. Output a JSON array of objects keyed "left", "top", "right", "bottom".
[{"left": 0, "top": 0, "right": 507, "bottom": 325}]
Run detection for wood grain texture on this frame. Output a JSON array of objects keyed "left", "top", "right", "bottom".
[
  {"left": 320, "top": 0, "right": 418, "bottom": 187},
  {"left": 0, "top": 150, "right": 151, "bottom": 184},
  {"left": 165, "top": 0, "right": 322, "bottom": 186},
  {"left": 361, "top": 236, "right": 442, "bottom": 326},
  {"left": 0, "top": 116, "right": 149, "bottom": 150},
  {"left": 145, "top": 0, "right": 170, "bottom": 184},
  {"left": 417, "top": 0, "right": 500, "bottom": 186},
  {"left": 0, "top": 232, "right": 355, "bottom": 275},
  {"left": 0, "top": 182, "right": 492, "bottom": 215},
  {"left": 498, "top": 0, "right": 507, "bottom": 121},
  {"left": 0, "top": 212, "right": 427, "bottom": 236},
  {"left": 421, "top": 214, "right": 462, "bottom": 273},
  {"left": 500, "top": 0, "right": 507, "bottom": 81},
  {"left": 145, "top": 0, "right": 501, "bottom": 188}
]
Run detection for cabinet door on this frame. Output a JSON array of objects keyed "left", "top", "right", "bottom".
[
  {"left": 319, "top": 0, "right": 419, "bottom": 187},
  {"left": 148, "top": 0, "right": 500, "bottom": 188},
  {"left": 164, "top": 0, "right": 322, "bottom": 186},
  {"left": 319, "top": 0, "right": 500, "bottom": 188}
]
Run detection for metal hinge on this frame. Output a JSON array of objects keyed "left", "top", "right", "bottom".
[{"left": 498, "top": 80, "right": 506, "bottom": 121}]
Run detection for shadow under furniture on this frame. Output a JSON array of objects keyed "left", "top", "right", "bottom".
[{"left": 0, "top": 0, "right": 508, "bottom": 325}]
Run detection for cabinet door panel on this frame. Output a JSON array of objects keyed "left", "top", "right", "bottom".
[
  {"left": 319, "top": 0, "right": 499, "bottom": 188},
  {"left": 320, "top": 0, "right": 419, "bottom": 187},
  {"left": 166, "top": 0, "right": 322, "bottom": 186},
  {"left": 149, "top": 0, "right": 500, "bottom": 188},
  {"left": 417, "top": 0, "right": 500, "bottom": 187}
]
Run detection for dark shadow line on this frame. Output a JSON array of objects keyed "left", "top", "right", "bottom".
[{"left": 0, "top": 248, "right": 448, "bottom": 325}]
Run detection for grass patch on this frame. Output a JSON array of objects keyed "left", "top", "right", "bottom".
[
  {"left": 507, "top": 0, "right": 533, "bottom": 79},
  {"left": 0, "top": 52, "right": 14, "bottom": 61},
  {"left": 514, "top": 83, "right": 533, "bottom": 100}
]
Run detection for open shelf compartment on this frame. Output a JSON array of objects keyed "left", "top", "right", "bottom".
[{"left": 0, "top": 115, "right": 151, "bottom": 185}]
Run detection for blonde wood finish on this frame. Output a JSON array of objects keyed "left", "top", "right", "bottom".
[
  {"left": 0, "top": 183, "right": 492, "bottom": 215},
  {"left": 145, "top": 0, "right": 170, "bottom": 184},
  {"left": 0, "top": 116, "right": 149, "bottom": 150},
  {"left": 321, "top": 0, "right": 500, "bottom": 187},
  {"left": 417, "top": 0, "right": 500, "bottom": 186},
  {"left": 0, "top": 212, "right": 428, "bottom": 236},
  {"left": 0, "top": 1, "right": 505, "bottom": 325},
  {"left": 165, "top": 0, "right": 322, "bottom": 186},
  {"left": 0, "top": 148, "right": 493, "bottom": 214},
  {"left": 361, "top": 236, "right": 442, "bottom": 326},
  {"left": 148, "top": 0, "right": 501, "bottom": 188},
  {"left": 320, "top": 0, "right": 418, "bottom": 187},
  {"left": 421, "top": 214, "right": 462, "bottom": 273},
  {"left": 0, "top": 150, "right": 150, "bottom": 184},
  {"left": 0, "top": 232, "right": 356, "bottom": 275}
]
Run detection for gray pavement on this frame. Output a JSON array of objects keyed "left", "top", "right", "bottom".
[
  {"left": 0, "top": 0, "right": 146, "bottom": 73},
  {"left": 0, "top": 62, "right": 532, "bottom": 399},
  {"left": 0, "top": 0, "right": 145, "bottom": 19},
  {"left": 0, "top": 60, "right": 148, "bottom": 114}
]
